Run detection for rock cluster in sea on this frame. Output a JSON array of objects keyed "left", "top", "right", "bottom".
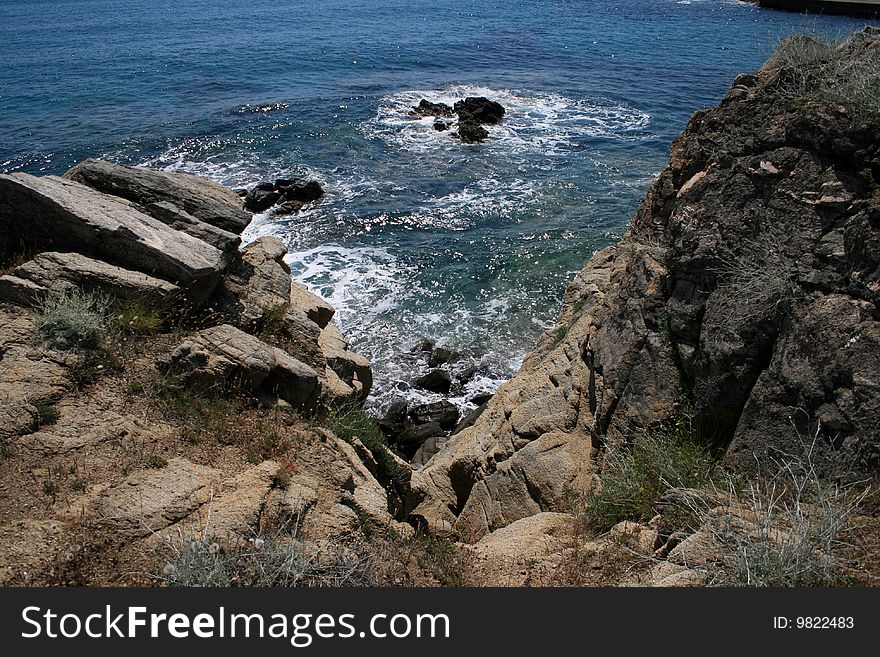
[{"left": 411, "top": 95, "right": 506, "bottom": 143}]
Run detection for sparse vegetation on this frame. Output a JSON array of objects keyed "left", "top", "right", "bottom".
[
  {"left": 585, "top": 416, "right": 719, "bottom": 532},
  {"left": 161, "top": 531, "right": 378, "bottom": 587},
  {"left": 700, "top": 458, "right": 868, "bottom": 587},
  {"left": 704, "top": 237, "right": 798, "bottom": 339},
  {"left": 771, "top": 33, "right": 880, "bottom": 120},
  {"left": 35, "top": 289, "right": 109, "bottom": 350},
  {"left": 319, "top": 406, "right": 409, "bottom": 486},
  {"left": 147, "top": 454, "right": 168, "bottom": 469}
]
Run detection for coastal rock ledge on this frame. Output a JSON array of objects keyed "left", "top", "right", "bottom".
[{"left": 410, "top": 29, "right": 880, "bottom": 542}]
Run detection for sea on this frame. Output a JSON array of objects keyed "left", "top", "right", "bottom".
[{"left": 0, "top": 0, "right": 872, "bottom": 414}]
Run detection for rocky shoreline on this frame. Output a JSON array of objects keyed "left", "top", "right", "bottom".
[{"left": 2, "top": 30, "right": 879, "bottom": 586}]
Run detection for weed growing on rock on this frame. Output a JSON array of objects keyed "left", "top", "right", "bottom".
[
  {"left": 109, "top": 298, "right": 164, "bottom": 335},
  {"left": 704, "top": 238, "right": 797, "bottom": 340},
  {"left": 319, "top": 407, "right": 409, "bottom": 486},
  {"left": 771, "top": 33, "right": 880, "bottom": 121},
  {"left": 585, "top": 417, "right": 718, "bottom": 532},
  {"left": 35, "top": 289, "right": 108, "bottom": 350}
]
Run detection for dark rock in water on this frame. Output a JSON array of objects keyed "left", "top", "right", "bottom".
[
  {"left": 235, "top": 188, "right": 248, "bottom": 197},
  {"left": 469, "top": 392, "right": 493, "bottom": 407},
  {"left": 397, "top": 422, "right": 445, "bottom": 457},
  {"left": 244, "top": 187, "right": 281, "bottom": 212},
  {"left": 433, "top": 120, "right": 451, "bottom": 132},
  {"left": 414, "top": 369, "right": 452, "bottom": 394},
  {"left": 283, "top": 180, "right": 324, "bottom": 204},
  {"left": 378, "top": 399, "right": 409, "bottom": 438},
  {"left": 412, "top": 99, "right": 455, "bottom": 118},
  {"left": 409, "top": 400, "right": 459, "bottom": 430},
  {"left": 454, "top": 97, "right": 505, "bottom": 125},
  {"left": 428, "top": 345, "right": 460, "bottom": 368},
  {"left": 457, "top": 119, "right": 489, "bottom": 144},
  {"left": 243, "top": 180, "right": 324, "bottom": 214},
  {"left": 274, "top": 200, "right": 305, "bottom": 216},
  {"left": 411, "top": 338, "right": 435, "bottom": 353},
  {"left": 452, "top": 401, "right": 489, "bottom": 436}
]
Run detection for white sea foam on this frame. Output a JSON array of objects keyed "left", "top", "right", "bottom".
[{"left": 362, "top": 84, "right": 651, "bottom": 155}]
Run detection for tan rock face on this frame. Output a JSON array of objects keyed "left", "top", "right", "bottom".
[
  {"left": 160, "top": 323, "right": 321, "bottom": 412},
  {"left": 410, "top": 242, "right": 677, "bottom": 541}
]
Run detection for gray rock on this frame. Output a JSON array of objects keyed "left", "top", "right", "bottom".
[
  {"left": 0, "top": 275, "right": 47, "bottom": 307},
  {"left": 409, "top": 400, "right": 459, "bottom": 429},
  {"left": 0, "top": 173, "right": 225, "bottom": 298},
  {"left": 145, "top": 201, "right": 241, "bottom": 254},
  {"left": 65, "top": 159, "right": 250, "bottom": 233},
  {"left": 15, "top": 252, "right": 179, "bottom": 304},
  {"left": 414, "top": 368, "right": 452, "bottom": 394}
]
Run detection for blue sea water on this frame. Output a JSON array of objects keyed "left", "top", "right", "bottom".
[{"left": 0, "top": 0, "right": 872, "bottom": 411}]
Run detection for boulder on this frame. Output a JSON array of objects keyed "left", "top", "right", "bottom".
[
  {"left": 396, "top": 422, "right": 445, "bottom": 457},
  {"left": 457, "top": 120, "right": 489, "bottom": 144},
  {"left": 243, "top": 179, "right": 324, "bottom": 214},
  {"left": 414, "top": 368, "right": 452, "bottom": 394},
  {"left": 243, "top": 186, "right": 281, "bottom": 213},
  {"left": 64, "top": 159, "right": 250, "bottom": 233},
  {"left": 378, "top": 399, "right": 409, "bottom": 438},
  {"left": 409, "top": 400, "right": 459, "bottom": 429},
  {"left": 454, "top": 97, "right": 506, "bottom": 125},
  {"left": 428, "top": 345, "right": 460, "bottom": 367},
  {"left": 0, "top": 173, "right": 225, "bottom": 297},
  {"left": 289, "top": 281, "right": 335, "bottom": 328},
  {"left": 0, "top": 275, "right": 46, "bottom": 307},
  {"left": 412, "top": 100, "right": 455, "bottom": 118},
  {"left": 14, "top": 252, "right": 179, "bottom": 304},
  {"left": 214, "top": 236, "right": 292, "bottom": 326},
  {"left": 159, "top": 323, "right": 320, "bottom": 411}
]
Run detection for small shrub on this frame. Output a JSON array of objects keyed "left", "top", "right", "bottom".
[
  {"left": 30, "top": 402, "right": 60, "bottom": 430},
  {"left": 161, "top": 533, "right": 377, "bottom": 587},
  {"left": 271, "top": 463, "right": 294, "bottom": 490},
  {"left": 704, "top": 238, "right": 797, "bottom": 340},
  {"left": 147, "top": 455, "right": 168, "bottom": 469},
  {"left": 585, "top": 417, "right": 718, "bottom": 532},
  {"left": 35, "top": 289, "right": 109, "bottom": 350},
  {"left": 771, "top": 33, "right": 880, "bottom": 121},
  {"left": 703, "top": 462, "right": 867, "bottom": 586}
]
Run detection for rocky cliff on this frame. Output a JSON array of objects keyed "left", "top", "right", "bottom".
[{"left": 411, "top": 29, "right": 880, "bottom": 543}]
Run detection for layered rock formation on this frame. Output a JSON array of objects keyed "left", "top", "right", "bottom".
[{"left": 411, "top": 30, "right": 880, "bottom": 541}]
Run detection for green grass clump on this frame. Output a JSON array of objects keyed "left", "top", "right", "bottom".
[
  {"left": 319, "top": 407, "right": 409, "bottom": 486},
  {"left": 35, "top": 289, "right": 108, "bottom": 350},
  {"left": 585, "top": 418, "right": 718, "bottom": 533},
  {"left": 109, "top": 298, "right": 164, "bottom": 335}
]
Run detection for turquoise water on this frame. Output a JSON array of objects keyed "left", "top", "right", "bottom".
[{"left": 0, "top": 0, "right": 872, "bottom": 411}]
